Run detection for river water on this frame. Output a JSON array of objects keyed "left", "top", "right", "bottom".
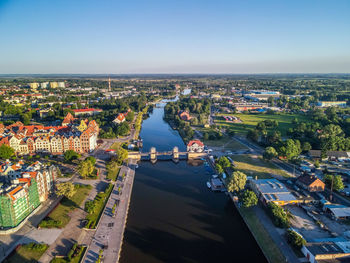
[{"left": 120, "top": 102, "right": 266, "bottom": 263}]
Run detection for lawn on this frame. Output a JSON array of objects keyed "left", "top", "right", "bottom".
[
  {"left": 85, "top": 183, "right": 114, "bottom": 229},
  {"left": 239, "top": 208, "right": 286, "bottom": 263},
  {"left": 215, "top": 112, "right": 309, "bottom": 136},
  {"left": 110, "top": 141, "right": 121, "bottom": 151},
  {"left": 231, "top": 154, "right": 290, "bottom": 178},
  {"left": 106, "top": 165, "right": 120, "bottom": 181},
  {"left": 4, "top": 243, "right": 48, "bottom": 263},
  {"left": 39, "top": 184, "right": 91, "bottom": 228}
]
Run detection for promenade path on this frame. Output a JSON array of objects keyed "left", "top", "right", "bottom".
[{"left": 84, "top": 161, "right": 136, "bottom": 263}]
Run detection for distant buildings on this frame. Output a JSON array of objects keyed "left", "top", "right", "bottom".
[
  {"left": 72, "top": 108, "right": 102, "bottom": 117},
  {"left": 112, "top": 109, "right": 131, "bottom": 125},
  {"left": 0, "top": 161, "right": 57, "bottom": 228},
  {"left": 296, "top": 174, "right": 325, "bottom": 192},
  {"left": 187, "top": 140, "right": 204, "bottom": 153},
  {"left": 302, "top": 241, "right": 350, "bottom": 263},
  {"left": 250, "top": 178, "right": 300, "bottom": 206},
  {"left": 317, "top": 101, "right": 347, "bottom": 107},
  {"left": 179, "top": 111, "right": 192, "bottom": 121},
  {"left": 0, "top": 113, "right": 99, "bottom": 155}
]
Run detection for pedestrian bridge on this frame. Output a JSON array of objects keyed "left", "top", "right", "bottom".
[{"left": 128, "top": 146, "right": 207, "bottom": 162}]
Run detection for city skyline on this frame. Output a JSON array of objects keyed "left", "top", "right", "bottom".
[{"left": 1, "top": 0, "right": 350, "bottom": 74}]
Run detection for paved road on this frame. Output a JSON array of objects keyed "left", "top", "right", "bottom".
[
  {"left": 84, "top": 160, "right": 136, "bottom": 263},
  {"left": 253, "top": 205, "right": 300, "bottom": 263}
]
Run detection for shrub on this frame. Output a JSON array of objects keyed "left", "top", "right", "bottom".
[
  {"left": 287, "top": 229, "right": 306, "bottom": 249},
  {"left": 267, "top": 202, "right": 290, "bottom": 228}
]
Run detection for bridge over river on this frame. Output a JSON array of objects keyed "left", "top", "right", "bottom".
[{"left": 128, "top": 146, "right": 207, "bottom": 162}]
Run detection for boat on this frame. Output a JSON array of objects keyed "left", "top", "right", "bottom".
[
  {"left": 206, "top": 181, "right": 211, "bottom": 189},
  {"left": 135, "top": 165, "right": 139, "bottom": 169},
  {"left": 212, "top": 174, "right": 218, "bottom": 178}
]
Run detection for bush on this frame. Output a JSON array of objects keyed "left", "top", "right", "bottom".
[
  {"left": 38, "top": 219, "right": 62, "bottom": 228},
  {"left": 267, "top": 202, "right": 290, "bottom": 228},
  {"left": 287, "top": 229, "right": 306, "bottom": 249}
]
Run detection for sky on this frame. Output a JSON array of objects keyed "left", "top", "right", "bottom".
[{"left": 0, "top": 0, "right": 349, "bottom": 74}]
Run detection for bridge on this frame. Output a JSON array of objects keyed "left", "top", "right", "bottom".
[{"left": 128, "top": 146, "right": 207, "bottom": 162}]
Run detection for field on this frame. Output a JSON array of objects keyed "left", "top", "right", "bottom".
[
  {"left": 231, "top": 154, "right": 290, "bottom": 178},
  {"left": 239, "top": 208, "right": 286, "bottom": 263},
  {"left": 39, "top": 184, "right": 91, "bottom": 228},
  {"left": 215, "top": 112, "right": 309, "bottom": 136}
]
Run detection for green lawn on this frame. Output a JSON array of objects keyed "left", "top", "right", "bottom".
[
  {"left": 215, "top": 113, "right": 309, "bottom": 136},
  {"left": 106, "top": 165, "right": 120, "bottom": 181},
  {"left": 110, "top": 142, "right": 121, "bottom": 151},
  {"left": 85, "top": 183, "right": 114, "bottom": 229},
  {"left": 4, "top": 243, "right": 48, "bottom": 263},
  {"left": 239, "top": 208, "right": 286, "bottom": 263},
  {"left": 39, "top": 184, "right": 91, "bottom": 228},
  {"left": 231, "top": 154, "right": 290, "bottom": 178}
]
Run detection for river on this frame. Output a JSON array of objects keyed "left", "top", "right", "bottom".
[{"left": 119, "top": 102, "right": 266, "bottom": 263}]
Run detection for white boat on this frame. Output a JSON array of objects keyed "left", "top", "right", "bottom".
[
  {"left": 206, "top": 181, "right": 211, "bottom": 189},
  {"left": 135, "top": 165, "right": 139, "bottom": 169},
  {"left": 212, "top": 174, "right": 218, "bottom": 178}
]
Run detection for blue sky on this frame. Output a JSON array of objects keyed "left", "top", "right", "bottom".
[{"left": 0, "top": 0, "right": 349, "bottom": 73}]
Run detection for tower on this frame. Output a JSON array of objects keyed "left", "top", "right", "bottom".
[{"left": 108, "top": 77, "right": 111, "bottom": 92}]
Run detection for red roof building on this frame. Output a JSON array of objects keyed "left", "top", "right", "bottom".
[
  {"left": 72, "top": 108, "right": 102, "bottom": 116},
  {"left": 187, "top": 140, "right": 204, "bottom": 153}
]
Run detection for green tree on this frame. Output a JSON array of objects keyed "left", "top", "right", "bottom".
[
  {"left": 85, "top": 156, "right": 96, "bottom": 166},
  {"left": 241, "top": 190, "right": 258, "bottom": 208},
  {"left": 324, "top": 174, "right": 344, "bottom": 191},
  {"left": 0, "top": 144, "right": 15, "bottom": 159},
  {"left": 302, "top": 142, "right": 312, "bottom": 152},
  {"left": 218, "top": 156, "right": 231, "bottom": 168},
  {"left": 115, "top": 147, "right": 128, "bottom": 165},
  {"left": 287, "top": 230, "right": 306, "bottom": 249},
  {"left": 56, "top": 182, "right": 76, "bottom": 198},
  {"left": 64, "top": 150, "right": 80, "bottom": 162},
  {"left": 78, "top": 160, "right": 94, "bottom": 178},
  {"left": 226, "top": 171, "right": 247, "bottom": 193},
  {"left": 263, "top": 146, "right": 278, "bottom": 160},
  {"left": 215, "top": 163, "right": 224, "bottom": 174}
]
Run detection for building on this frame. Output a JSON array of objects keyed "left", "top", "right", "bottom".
[
  {"left": 179, "top": 111, "right": 192, "bottom": 121},
  {"left": 40, "top": 82, "right": 49, "bottom": 89},
  {"left": 323, "top": 204, "right": 350, "bottom": 220},
  {"left": 72, "top": 108, "right": 102, "bottom": 117},
  {"left": 317, "top": 101, "right": 347, "bottom": 108},
  {"left": 112, "top": 109, "right": 131, "bottom": 125},
  {"left": 113, "top": 113, "right": 126, "bottom": 124},
  {"left": 187, "top": 140, "right": 204, "bottom": 153},
  {"left": 301, "top": 241, "right": 350, "bottom": 263},
  {"left": 0, "top": 113, "right": 99, "bottom": 155},
  {"left": 296, "top": 174, "right": 325, "bottom": 192},
  {"left": 0, "top": 161, "right": 57, "bottom": 228},
  {"left": 250, "top": 178, "right": 300, "bottom": 206},
  {"left": 49, "top": 82, "right": 59, "bottom": 89},
  {"left": 29, "top": 83, "right": 39, "bottom": 90},
  {"left": 58, "top": 82, "right": 65, "bottom": 88},
  {"left": 308, "top": 150, "right": 350, "bottom": 161}
]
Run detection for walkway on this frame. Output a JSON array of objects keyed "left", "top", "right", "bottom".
[
  {"left": 253, "top": 205, "right": 301, "bottom": 263},
  {"left": 84, "top": 161, "right": 136, "bottom": 263}
]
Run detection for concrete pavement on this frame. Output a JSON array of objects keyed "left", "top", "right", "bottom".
[{"left": 84, "top": 160, "right": 136, "bottom": 263}]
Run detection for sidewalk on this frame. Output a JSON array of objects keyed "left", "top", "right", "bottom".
[{"left": 84, "top": 162, "right": 136, "bottom": 263}]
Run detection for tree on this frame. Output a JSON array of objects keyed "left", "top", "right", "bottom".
[
  {"left": 215, "top": 163, "right": 224, "bottom": 174},
  {"left": 279, "top": 139, "right": 301, "bottom": 160},
  {"left": 64, "top": 150, "right": 80, "bottom": 162},
  {"left": 287, "top": 230, "right": 306, "bottom": 249},
  {"left": 226, "top": 171, "right": 247, "bottom": 193},
  {"left": 115, "top": 147, "right": 128, "bottom": 165},
  {"left": 56, "top": 182, "right": 76, "bottom": 198},
  {"left": 78, "top": 160, "right": 94, "bottom": 178},
  {"left": 302, "top": 142, "right": 312, "bottom": 152},
  {"left": 0, "top": 144, "right": 15, "bottom": 159},
  {"left": 324, "top": 174, "right": 344, "bottom": 191},
  {"left": 125, "top": 111, "right": 134, "bottom": 122},
  {"left": 241, "top": 190, "right": 258, "bottom": 208},
  {"left": 218, "top": 156, "right": 231, "bottom": 168},
  {"left": 263, "top": 146, "right": 278, "bottom": 160},
  {"left": 85, "top": 156, "right": 96, "bottom": 166}
]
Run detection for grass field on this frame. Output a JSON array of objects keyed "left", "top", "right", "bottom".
[
  {"left": 4, "top": 243, "right": 48, "bottom": 263},
  {"left": 231, "top": 154, "right": 290, "bottom": 178},
  {"left": 215, "top": 113, "right": 309, "bottom": 136},
  {"left": 239, "top": 208, "right": 286, "bottom": 263},
  {"left": 39, "top": 184, "right": 91, "bottom": 228},
  {"left": 110, "top": 142, "right": 121, "bottom": 151}
]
